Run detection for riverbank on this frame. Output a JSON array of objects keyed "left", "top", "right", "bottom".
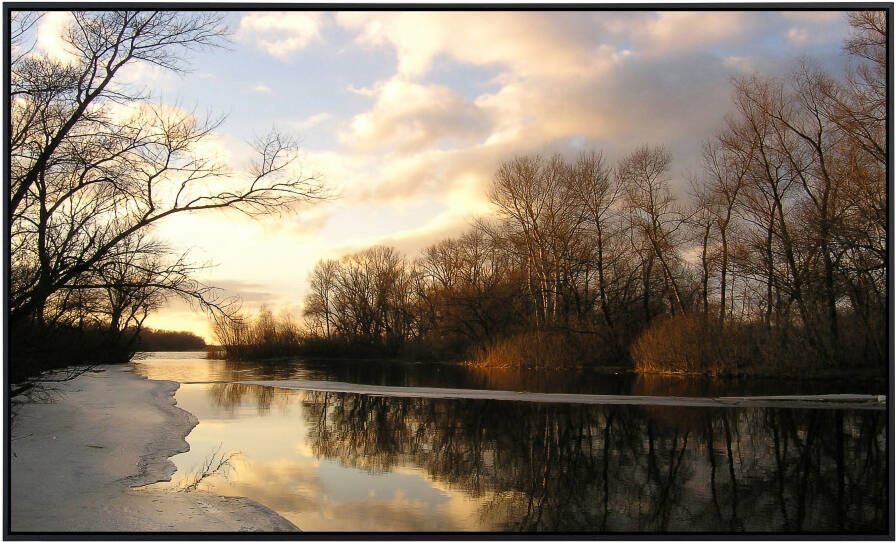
[{"left": 9, "top": 364, "right": 298, "bottom": 533}]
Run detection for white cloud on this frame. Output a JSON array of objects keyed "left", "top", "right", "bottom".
[
  {"left": 297, "top": 112, "right": 332, "bottom": 129},
  {"left": 35, "top": 11, "right": 77, "bottom": 64},
  {"left": 346, "top": 84, "right": 376, "bottom": 97},
  {"left": 32, "top": 13, "right": 176, "bottom": 92},
  {"left": 113, "top": 59, "right": 179, "bottom": 92},
  {"left": 332, "top": 11, "right": 816, "bottom": 210},
  {"left": 337, "top": 12, "right": 617, "bottom": 79},
  {"left": 722, "top": 55, "right": 756, "bottom": 73},
  {"left": 253, "top": 83, "right": 273, "bottom": 93},
  {"left": 340, "top": 77, "right": 491, "bottom": 153},
  {"left": 307, "top": 13, "right": 753, "bottom": 216},
  {"left": 781, "top": 11, "right": 844, "bottom": 24},
  {"left": 630, "top": 11, "right": 756, "bottom": 55},
  {"left": 784, "top": 18, "right": 847, "bottom": 48},
  {"left": 787, "top": 27, "right": 810, "bottom": 47},
  {"left": 238, "top": 12, "right": 324, "bottom": 58}
]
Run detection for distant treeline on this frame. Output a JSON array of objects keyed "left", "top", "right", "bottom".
[
  {"left": 132, "top": 328, "right": 206, "bottom": 351},
  {"left": 217, "top": 13, "right": 885, "bottom": 377}
]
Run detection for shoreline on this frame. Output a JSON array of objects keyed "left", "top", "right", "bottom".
[
  {"left": 202, "top": 352, "right": 886, "bottom": 382},
  {"left": 10, "top": 364, "right": 298, "bottom": 533},
  {"left": 189, "top": 378, "right": 885, "bottom": 410}
]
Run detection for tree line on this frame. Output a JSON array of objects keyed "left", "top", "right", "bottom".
[
  {"left": 9, "top": 11, "right": 324, "bottom": 383},
  {"left": 131, "top": 328, "right": 205, "bottom": 351},
  {"left": 220, "top": 12, "right": 886, "bottom": 376}
]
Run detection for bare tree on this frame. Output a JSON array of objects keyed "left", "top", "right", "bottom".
[
  {"left": 700, "top": 135, "right": 753, "bottom": 326},
  {"left": 304, "top": 259, "right": 339, "bottom": 339},
  {"left": 10, "top": 11, "right": 327, "bottom": 379},
  {"left": 619, "top": 146, "right": 688, "bottom": 315},
  {"left": 567, "top": 151, "right": 627, "bottom": 348}
]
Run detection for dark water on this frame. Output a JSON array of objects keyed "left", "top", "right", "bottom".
[
  {"left": 133, "top": 353, "right": 887, "bottom": 533},
  {"left": 134, "top": 352, "right": 886, "bottom": 396}
]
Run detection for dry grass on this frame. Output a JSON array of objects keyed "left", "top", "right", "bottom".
[
  {"left": 205, "top": 345, "right": 226, "bottom": 360},
  {"left": 629, "top": 313, "right": 847, "bottom": 377},
  {"left": 471, "top": 331, "right": 579, "bottom": 369},
  {"left": 631, "top": 313, "right": 769, "bottom": 376},
  {"left": 630, "top": 313, "right": 713, "bottom": 375}
]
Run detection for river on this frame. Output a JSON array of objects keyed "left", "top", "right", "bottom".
[{"left": 133, "top": 352, "right": 887, "bottom": 532}]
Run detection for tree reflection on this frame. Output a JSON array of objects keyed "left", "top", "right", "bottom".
[
  {"left": 297, "top": 392, "right": 885, "bottom": 532},
  {"left": 206, "top": 381, "right": 293, "bottom": 414}
]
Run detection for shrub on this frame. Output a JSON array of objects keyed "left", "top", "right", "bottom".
[
  {"left": 630, "top": 313, "right": 709, "bottom": 375},
  {"left": 628, "top": 312, "right": 866, "bottom": 377},
  {"left": 213, "top": 307, "right": 303, "bottom": 360},
  {"left": 471, "top": 331, "right": 579, "bottom": 369}
]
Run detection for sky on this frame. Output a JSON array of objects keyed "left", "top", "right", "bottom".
[{"left": 32, "top": 10, "right": 856, "bottom": 342}]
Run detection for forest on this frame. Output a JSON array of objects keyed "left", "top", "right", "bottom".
[{"left": 216, "top": 12, "right": 885, "bottom": 377}]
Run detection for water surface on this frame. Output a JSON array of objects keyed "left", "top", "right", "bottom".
[{"left": 133, "top": 352, "right": 887, "bottom": 532}]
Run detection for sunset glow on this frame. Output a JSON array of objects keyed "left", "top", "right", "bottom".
[{"left": 30, "top": 10, "right": 854, "bottom": 341}]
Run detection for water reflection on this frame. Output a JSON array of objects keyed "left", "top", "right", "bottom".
[
  {"left": 137, "top": 355, "right": 885, "bottom": 532},
  {"left": 161, "top": 381, "right": 884, "bottom": 532},
  {"left": 134, "top": 353, "right": 886, "bottom": 397},
  {"left": 296, "top": 391, "right": 884, "bottom": 532},
  {"left": 205, "top": 383, "right": 291, "bottom": 415}
]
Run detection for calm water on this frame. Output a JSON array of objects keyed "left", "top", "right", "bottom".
[{"left": 133, "top": 352, "right": 887, "bottom": 533}]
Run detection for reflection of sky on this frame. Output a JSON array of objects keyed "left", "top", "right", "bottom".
[
  {"left": 156, "top": 383, "right": 487, "bottom": 531},
  {"left": 316, "top": 460, "right": 448, "bottom": 505}
]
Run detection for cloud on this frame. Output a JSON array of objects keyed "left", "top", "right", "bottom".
[
  {"left": 297, "top": 112, "right": 332, "bottom": 130},
  {"left": 362, "top": 198, "right": 489, "bottom": 257},
  {"left": 330, "top": 11, "right": 846, "bottom": 210},
  {"left": 340, "top": 77, "right": 491, "bottom": 153},
  {"left": 346, "top": 84, "right": 376, "bottom": 96},
  {"left": 206, "top": 279, "right": 276, "bottom": 304},
  {"left": 238, "top": 12, "right": 324, "bottom": 58},
  {"left": 786, "top": 27, "right": 811, "bottom": 47},
  {"left": 31, "top": 13, "right": 177, "bottom": 92},
  {"left": 145, "top": 10, "right": 856, "bottom": 335},
  {"left": 253, "top": 83, "right": 273, "bottom": 93},
  {"left": 628, "top": 11, "right": 758, "bottom": 55},
  {"left": 35, "top": 11, "right": 77, "bottom": 64},
  {"left": 267, "top": 10, "right": 857, "bottom": 240},
  {"left": 722, "top": 55, "right": 756, "bottom": 73},
  {"left": 784, "top": 16, "right": 849, "bottom": 48},
  {"left": 336, "top": 12, "right": 618, "bottom": 78},
  {"left": 781, "top": 11, "right": 844, "bottom": 24}
]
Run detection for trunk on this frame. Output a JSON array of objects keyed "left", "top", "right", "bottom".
[
  {"left": 656, "top": 247, "right": 684, "bottom": 314},
  {"left": 765, "top": 218, "right": 775, "bottom": 330},
  {"left": 700, "top": 222, "right": 711, "bottom": 320},
  {"left": 642, "top": 256, "right": 654, "bottom": 324},
  {"left": 770, "top": 182, "right": 815, "bottom": 349},
  {"left": 822, "top": 242, "right": 840, "bottom": 365},
  {"left": 719, "top": 230, "right": 729, "bottom": 328},
  {"left": 595, "top": 223, "right": 615, "bottom": 331}
]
